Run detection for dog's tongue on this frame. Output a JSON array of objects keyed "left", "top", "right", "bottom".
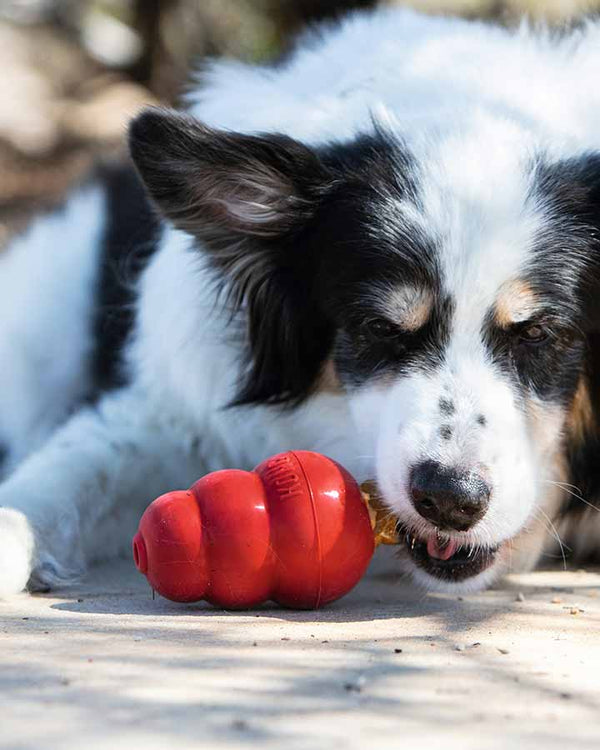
[{"left": 427, "top": 535, "right": 458, "bottom": 561}]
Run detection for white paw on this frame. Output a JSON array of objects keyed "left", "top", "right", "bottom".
[{"left": 0, "top": 508, "right": 35, "bottom": 597}]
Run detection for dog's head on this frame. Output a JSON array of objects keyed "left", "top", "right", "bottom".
[{"left": 130, "top": 108, "right": 600, "bottom": 591}]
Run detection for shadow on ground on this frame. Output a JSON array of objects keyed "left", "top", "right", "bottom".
[{"left": 3, "top": 554, "right": 600, "bottom": 749}]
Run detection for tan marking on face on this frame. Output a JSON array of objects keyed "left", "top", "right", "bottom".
[
  {"left": 494, "top": 279, "right": 539, "bottom": 328},
  {"left": 567, "top": 377, "right": 594, "bottom": 449},
  {"left": 383, "top": 286, "right": 433, "bottom": 332},
  {"left": 319, "top": 359, "right": 342, "bottom": 393},
  {"left": 525, "top": 396, "right": 567, "bottom": 460},
  {"left": 559, "top": 378, "right": 600, "bottom": 561}
]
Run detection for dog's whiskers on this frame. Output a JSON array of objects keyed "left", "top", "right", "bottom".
[
  {"left": 533, "top": 506, "right": 570, "bottom": 571},
  {"left": 540, "top": 479, "right": 600, "bottom": 514}
]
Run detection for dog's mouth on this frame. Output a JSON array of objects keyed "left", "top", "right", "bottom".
[{"left": 398, "top": 524, "right": 499, "bottom": 582}]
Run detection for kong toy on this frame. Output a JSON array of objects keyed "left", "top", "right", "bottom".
[{"left": 132, "top": 450, "right": 397, "bottom": 609}]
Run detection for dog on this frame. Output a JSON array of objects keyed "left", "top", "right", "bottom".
[{"left": 1, "top": 7, "right": 599, "bottom": 598}]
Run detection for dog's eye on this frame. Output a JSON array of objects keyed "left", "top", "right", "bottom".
[
  {"left": 363, "top": 318, "right": 398, "bottom": 340},
  {"left": 518, "top": 323, "right": 549, "bottom": 345}
]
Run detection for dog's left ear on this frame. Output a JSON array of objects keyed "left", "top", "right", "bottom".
[{"left": 128, "top": 107, "right": 337, "bottom": 406}]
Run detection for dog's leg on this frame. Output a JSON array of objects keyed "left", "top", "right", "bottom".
[{"left": 0, "top": 386, "right": 202, "bottom": 597}]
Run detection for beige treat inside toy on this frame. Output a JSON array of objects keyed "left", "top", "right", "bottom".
[{"left": 361, "top": 481, "right": 399, "bottom": 546}]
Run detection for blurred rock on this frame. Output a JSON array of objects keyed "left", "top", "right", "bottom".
[
  {"left": 60, "top": 78, "right": 156, "bottom": 144},
  {"left": 0, "top": 17, "right": 153, "bottom": 239}
]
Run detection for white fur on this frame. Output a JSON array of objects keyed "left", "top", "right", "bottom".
[
  {"left": 363, "top": 126, "right": 560, "bottom": 566},
  {"left": 2, "top": 8, "right": 599, "bottom": 595},
  {"left": 0, "top": 185, "right": 105, "bottom": 474},
  {"left": 0, "top": 508, "right": 34, "bottom": 597},
  {"left": 190, "top": 10, "right": 600, "bottom": 151}
]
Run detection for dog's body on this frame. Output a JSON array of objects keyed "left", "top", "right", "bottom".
[{"left": 1, "top": 8, "right": 600, "bottom": 597}]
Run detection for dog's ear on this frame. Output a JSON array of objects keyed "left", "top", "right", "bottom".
[
  {"left": 128, "top": 107, "right": 336, "bottom": 406},
  {"left": 128, "top": 107, "right": 330, "bottom": 243},
  {"left": 543, "top": 153, "right": 600, "bottom": 527},
  {"left": 555, "top": 154, "right": 600, "bottom": 323}
]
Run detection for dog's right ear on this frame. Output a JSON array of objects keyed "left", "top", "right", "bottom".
[
  {"left": 128, "top": 107, "right": 332, "bottom": 245},
  {"left": 542, "top": 153, "right": 600, "bottom": 530},
  {"left": 128, "top": 107, "right": 338, "bottom": 407}
]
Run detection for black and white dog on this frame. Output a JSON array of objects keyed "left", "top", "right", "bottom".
[{"left": 1, "top": 7, "right": 600, "bottom": 597}]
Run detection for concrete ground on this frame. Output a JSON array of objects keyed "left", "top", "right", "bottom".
[{"left": 2, "top": 550, "right": 599, "bottom": 750}]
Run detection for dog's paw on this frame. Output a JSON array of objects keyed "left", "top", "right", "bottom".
[{"left": 0, "top": 508, "right": 35, "bottom": 598}]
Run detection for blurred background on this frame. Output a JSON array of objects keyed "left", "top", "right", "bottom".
[{"left": 1, "top": 0, "right": 599, "bottom": 243}]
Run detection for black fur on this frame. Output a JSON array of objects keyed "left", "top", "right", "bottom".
[
  {"left": 439, "top": 397, "right": 455, "bottom": 415},
  {"left": 474, "top": 153, "right": 600, "bottom": 424},
  {"left": 314, "top": 132, "right": 448, "bottom": 388},
  {"left": 482, "top": 306, "right": 585, "bottom": 406},
  {"left": 566, "top": 333, "right": 600, "bottom": 521},
  {"left": 128, "top": 108, "right": 331, "bottom": 240},
  {"left": 129, "top": 108, "right": 337, "bottom": 406},
  {"left": 129, "top": 108, "right": 445, "bottom": 405},
  {"left": 528, "top": 154, "right": 600, "bottom": 529},
  {"left": 92, "top": 163, "right": 162, "bottom": 393}
]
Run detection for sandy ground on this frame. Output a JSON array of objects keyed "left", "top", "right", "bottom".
[{"left": 2, "top": 550, "right": 599, "bottom": 750}]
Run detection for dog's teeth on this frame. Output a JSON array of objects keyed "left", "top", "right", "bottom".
[{"left": 467, "top": 547, "right": 474, "bottom": 559}]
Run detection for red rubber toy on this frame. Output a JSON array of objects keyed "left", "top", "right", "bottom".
[{"left": 132, "top": 451, "right": 376, "bottom": 609}]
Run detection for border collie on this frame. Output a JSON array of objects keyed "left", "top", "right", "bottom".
[{"left": 1, "top": 8, "right": 600, "bottom": 598}]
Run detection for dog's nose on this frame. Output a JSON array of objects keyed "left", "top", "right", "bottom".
[{"left": 410, "top": 461, "right": 490, "bottom": 532}]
